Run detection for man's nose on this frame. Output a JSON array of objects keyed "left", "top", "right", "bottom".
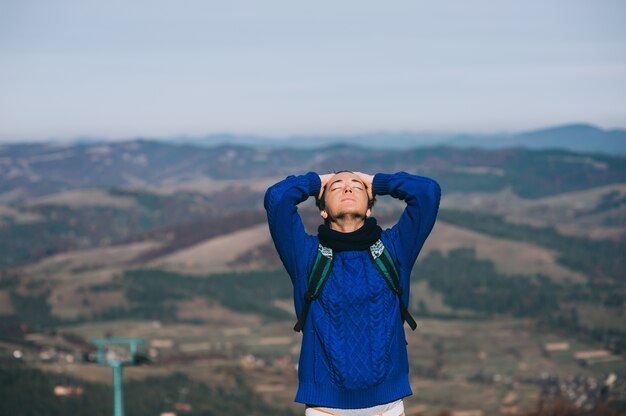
[{"left": 343, "top": 185, "right": 353, "bottom": 193}]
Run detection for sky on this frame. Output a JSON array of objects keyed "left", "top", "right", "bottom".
[{"left": 1, "top": 0, "right": 625, "bottom": 142}]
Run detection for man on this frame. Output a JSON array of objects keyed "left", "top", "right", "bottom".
[{"left": 264, "top": 171, "right": 440, "bottom": 416}]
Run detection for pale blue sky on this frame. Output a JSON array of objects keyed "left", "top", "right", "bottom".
[{"left": 1, "top": 0, "right": 625, "bottom": 142}]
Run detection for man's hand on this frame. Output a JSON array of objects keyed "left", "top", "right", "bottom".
[
  {"left": 318, "top": 173, "right": 335, "bottom": 200},
  {"left": 354, "top": 172, "right": 374, "bottom": 199}
]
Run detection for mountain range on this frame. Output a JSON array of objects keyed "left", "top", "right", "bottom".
[
  {"left": 159, "top": 123, "right": 626, "bottom": 154},
  {"left": 2, "top": 138, "right": 626, "bottom": 204},
  {"left": 12, "top": 123, "right": 626, "bottom": 155}
]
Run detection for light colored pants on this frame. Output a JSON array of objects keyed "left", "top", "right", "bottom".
[{"left": 305, "top": 400, "right": 405, "bottom": 416}]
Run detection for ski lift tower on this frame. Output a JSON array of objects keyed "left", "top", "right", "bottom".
[{"left": 90, "top": 337, "right": 146, "bottom": 416}]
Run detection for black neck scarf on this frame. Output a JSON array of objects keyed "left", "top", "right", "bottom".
[{"left": 317, "top": 217, "right": 382, "bottom": 252}]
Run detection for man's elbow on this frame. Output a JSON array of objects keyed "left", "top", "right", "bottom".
[
  {"left": 421, "top": 178, "right": 441, "bottom": 210},
  {"left": 431, "top": 179, "right": 441, "bottom": 199},
  {"left": 264, "top": 186, "right": 276, "bottom": 212}
]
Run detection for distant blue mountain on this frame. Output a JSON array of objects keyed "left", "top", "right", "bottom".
[
  {"left": 516, "top": 124, "right": 626, "bottom": 154},
  {"left": 444, "top": 124, "right": 626, "bottom": 155},
  {"left": 170, "top": 132, "right": 445, "bottom": 149},
  {"left": 15, "top": 123, "right": 624, "bottom": 154},
  {"left": 171, "top": 124, "right": 626, "bottom": 155}
]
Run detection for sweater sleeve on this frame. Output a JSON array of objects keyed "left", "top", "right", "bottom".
[
  {"left": 373, "top": 172, "right": 441, "bottom": 272},
  {"left": 264, "top": 172, "right": 321, "bottom": 283}
]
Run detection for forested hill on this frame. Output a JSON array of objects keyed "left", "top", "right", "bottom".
[{"left": 2, "top": 140, "right": 626, "bottom": 202}]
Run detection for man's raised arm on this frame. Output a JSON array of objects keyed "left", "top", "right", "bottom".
[
  {"left": 264, "top": 172, "right": 321, "bottom": 282},
  {"left": 372, "top": 172, "right": 441, "bottom": 272}
]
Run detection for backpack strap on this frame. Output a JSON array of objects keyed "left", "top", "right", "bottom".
[
  {"left": 294, "top": 240, "right": 417, "bottom": 332},
  {"left": 293, "top": 244, "right": 334, "bottom": 332},
  {"left": 369, "top": 240, "right": 418, "bottom": 330}
]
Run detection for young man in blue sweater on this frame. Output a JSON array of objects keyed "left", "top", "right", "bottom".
[{"left": 264, "top": 171, "right": 440, "bottom": 416}]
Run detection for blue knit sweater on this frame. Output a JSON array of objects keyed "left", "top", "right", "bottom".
[{"left": 264, "top": 172, "right": 441, "bottom": 409}]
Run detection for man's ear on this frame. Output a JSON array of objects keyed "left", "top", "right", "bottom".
[
  {"left": 320, "top": 210, "right": 328, "bottom": 219},
  {"left": 366, "top": 208, "right": 371, "bottom": 218}
]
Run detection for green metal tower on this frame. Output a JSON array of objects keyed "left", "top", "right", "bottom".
[{"left": 90, "top": 337, "right": 146, "bottom": 416}]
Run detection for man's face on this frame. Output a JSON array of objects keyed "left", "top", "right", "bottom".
[{"left": 320, "top": 172, "right": 371, "bottom": 222}]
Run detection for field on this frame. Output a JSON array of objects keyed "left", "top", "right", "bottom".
[{"left": 15, "top": 316, "right": 620, "bottom": 416}]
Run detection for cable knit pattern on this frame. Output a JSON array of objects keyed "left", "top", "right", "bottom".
[
  {"left": 313, "top": 252, "right": 395, "bottom": 390},
  {"left": 264, "top": 172, "right": 441, "bottom": 409}
]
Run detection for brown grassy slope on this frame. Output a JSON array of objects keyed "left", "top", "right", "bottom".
[
  {"left": 0, "top": 205, "right": 43, "bottom": 224},
  {"left": 151, "top": 223, "right": 272, "bottom": 275},
  {"left": 442, "top": 183, "right": 626, "bottom": 238},
  {"left": 420, "top": 222, "right": 586, "bottom": 283},
  {"left": 22, "top": 240, "right": 163, "bottom": 276},
  {"left": 26, "top": 188, "right": 140, "bottom": 209},
  {"left": 226, "top": 219, "right": 585, "bottom": 283}
]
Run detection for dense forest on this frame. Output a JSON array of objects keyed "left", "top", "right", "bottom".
[{"left": 0, "top": 357, "right": 297, "bottom": 416}]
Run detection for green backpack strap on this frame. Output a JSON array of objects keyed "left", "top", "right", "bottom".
[
  {"left": 294, "top": 240, "right": 417, "bottom": 332},
  {"left": 369, "top": 239, "right": 418, "bottom": 330},
  {"left": 293, "top": 244, "right": 334, "bottom": 332}
]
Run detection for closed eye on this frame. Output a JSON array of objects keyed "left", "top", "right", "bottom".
[
  {"left": 329, "top": 180, "right": 344, "bottom": 191},
  {"left": 350, "top": 180, "right": 364, "bottom": 190}
]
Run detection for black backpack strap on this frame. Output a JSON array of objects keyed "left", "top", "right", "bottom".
[
  {"left": 369, "top": 240, "right": 418, "bottom": 330},
  {"left": 294, "top": 244, "right": 334, "bottom": 332}
]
